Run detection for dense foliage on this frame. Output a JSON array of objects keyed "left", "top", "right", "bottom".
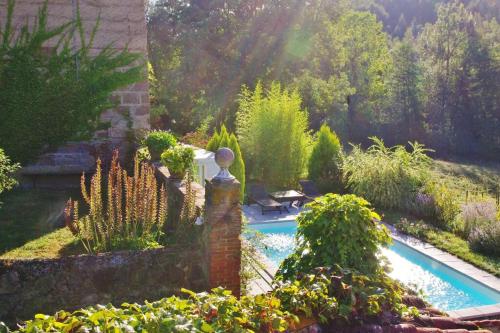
[
  {"left": 206, "top": 127, "right": 246, "bottom": 200},
  {"left": 6, "top": 270, "right": 410, "bottom": 333},
  {"left": 145, "top": 130, "right": 178, "bottom": 160},
  {"left": 65, "top": 152, "right": 167, "bottom": 253},
  {"left": 237, "top": 82, "right": 311, "bottom": 188},
  {"left": 161, "top": 146, "right": 195, "bottom": 179},
  {"left": 274, "top": 267, "right": 407, "bottom": 328},
  {"left": 343, "top": 138, "right": 432, "bottom": 210},
  {"left": 0, "top": 149, "right": 19, "bottom": 199},
  {"left": 278, "top": 194, "right": 391, "bottom": 280},
  {"left": 0, "top": 0, "right": 143, "bottom": 164},
  {"left": 308, "top": 125, "right": 343, "bottom": 193},
  {"left": 148, "top": 0, "right": 500, "bottom": 160}
]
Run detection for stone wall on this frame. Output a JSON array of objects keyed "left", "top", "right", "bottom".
[
  {"left": 0, "top": 246, "right": 207, "bottom": 324},
  {"left": 1, "top": 0, "right": 150, "bottom": 180}
]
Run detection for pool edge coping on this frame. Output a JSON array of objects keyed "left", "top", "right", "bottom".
[{"left": 385, "top": 223, "right": 500, "bottom": 319}]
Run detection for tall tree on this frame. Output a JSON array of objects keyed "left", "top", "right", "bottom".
[{"left": 388, "top": 30, "right": 424, "bottom": 142}]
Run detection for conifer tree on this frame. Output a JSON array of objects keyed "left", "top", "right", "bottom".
[
  {"left": 206, "top": 129, "right": 220, "bottom": 152},
  {"left": 218, "top": 125, "right": 230, "bottom": 148},
  {"left": 229, "top": 134, "right": 245, "bottom": 201},
  {"left": 308, "top": 124, "right": 343, "bottom": 193}
]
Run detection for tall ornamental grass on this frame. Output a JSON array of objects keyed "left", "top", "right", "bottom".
[
  {"left": 65, "top": 151, "right": 167, "bottom": 253},
  {"left": 237, "top": 82, "right": 311, "bottom": 188},
  {"left": 343, "top": 137, "right": 432, "bottom": 210}
]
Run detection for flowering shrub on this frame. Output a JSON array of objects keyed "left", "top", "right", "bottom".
[
  {"left": 460, "top": 201, "right": 498, "bottom": 238},
  {"left": 65, "top": 151, "right": 167, "bottom": 253},
  {"left": 407, "top": 192, "right": 436, "bottom": 219},
  {"left": 468, "top": 222, "right": 500, "bottom": 257}
]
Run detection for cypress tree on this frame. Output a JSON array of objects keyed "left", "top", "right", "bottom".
[
  {"left": 308, "top": 124, "right": 343, "bottom": 193},
  {"left": 229, "top": 134, "right": 245, "bottom": 201},
  {"left": 206, "top": 130, "right": 220, "bottom": 152},
  {"left": 218, "top": 125, "right": 230, "bottom": 148}
]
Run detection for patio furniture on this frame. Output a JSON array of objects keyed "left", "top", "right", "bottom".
[
  {"left": 269, "top": 190, "right": 306, "bottom": 211},
  {"left": 247, "top": 184, "right": 283, "bottom": 215},
  {"left": 299, "top": 180, "right": 321, "bottom": 201}
]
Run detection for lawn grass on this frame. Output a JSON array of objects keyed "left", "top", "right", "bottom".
[
  {"left": 0, "top": 228, "right": 82, "bottom": 259},
  {"left": 433, "top": 158, "right": 500, "bottom": 192},
  {"left": 0, "top": 188, "right": 83, "bottom": 259},
  {"left": 381, "top": 209, "right": 500, "bottom": 277}
]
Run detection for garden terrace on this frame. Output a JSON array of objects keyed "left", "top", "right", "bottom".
[{"left": 0, "top": 156, "right": 243, "bottom": 325}]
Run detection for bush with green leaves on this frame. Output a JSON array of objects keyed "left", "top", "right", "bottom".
[
  {"left": 0, "top": 0, "right": 143, "bottom": 164},
  {"left": 278, "top": 194, "right": 391, "bottom": 280},
  {"left": 422, "top": 181, "right": 461, "bottom": 231},
  {"left": 0, "top": 148, "right": 20, "bottom": 199},
  {"left": 343, "top": 137, "right": 432, "bottom": 210},
  {"left": 144, "top": 130, "right": 177, "bottom": 160},
  {"left": 308, "top": 124, "right": 343, "bottom": 193},
  {"left": 274, "top": 267, "right": 407, "bottom": 328},
  {"left": 237, "top": 82, "right": 312, "bottom": 188},
  {"left": 161, "top": 146, "right": 195, "bottom": 179}
]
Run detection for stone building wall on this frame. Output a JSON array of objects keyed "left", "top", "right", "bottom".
[{"left": 0, "top": 0, "right": 150, "bottom": 177}]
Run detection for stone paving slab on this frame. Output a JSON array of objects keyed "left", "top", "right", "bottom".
[
  {"left": 243, "top": 204, "right": 303, "bottom": 224},
  {"left": 448, "top": 303, "right": 500, "bottom": 320}
]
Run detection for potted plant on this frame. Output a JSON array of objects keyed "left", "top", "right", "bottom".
[
  {"left": 145, "top": 130, "right": 177, "bottom": 160},
  {"left": 161, "top": 146, "right": 195, "bottom": 179}
]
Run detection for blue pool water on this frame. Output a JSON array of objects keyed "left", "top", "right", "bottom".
[{"left": 247, "top": 220, "right": 500, "bottom": 311}]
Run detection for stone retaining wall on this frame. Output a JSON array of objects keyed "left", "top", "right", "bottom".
[{"left": 0, "top": 246, "right": 207, "bottom": 324}]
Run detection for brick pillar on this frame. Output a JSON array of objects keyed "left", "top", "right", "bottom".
[{"left": 204, "top": 177, "right": 242, "bottom": 297}]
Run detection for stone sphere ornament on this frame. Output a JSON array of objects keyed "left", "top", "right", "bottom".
[{"left": 214, "top": 147, "right": 235, "bottom": 181}]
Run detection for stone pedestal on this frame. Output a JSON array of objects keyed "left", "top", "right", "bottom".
[{"left": 204, "top": 178, "right": 242, "bottom": 297}]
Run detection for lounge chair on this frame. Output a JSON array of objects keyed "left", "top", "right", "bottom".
[
  {"left": 299, "top": 180, "right": 321, "bottom": 201},
  {"left": 247, "top": 184, "right": 283, "bottom": 215}
]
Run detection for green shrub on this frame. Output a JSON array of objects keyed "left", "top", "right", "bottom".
[
  {"left": 65, "top": 151, "right": 167, "bottom": 254},
  {"left": 144, "top": 130, "right": 177, "bottom": 160},
  {"left": 0, "top": 148, "right": 20, "bottom": 198},
  {"left": 274, "top": 267, "right": 407, "bottom": 327},
  {"left": 343, "top": 137, "right": 432, "bottom": 210},
  {"left": 229, "top": 134, "right": 246, "bottom": 201},
  {"left": 161, "top": 146, "right": 195, "bottom": 179},
  {"left": 0, "top": 0, "right": 143, "bottom": 164},
  {"left": 308, "top": 124, "right": 343, "bottom": 193},
  {"left": 423, "top": 181, "right": 461, "bottom": 231},
  {"left": 237, "top": 81, "right": 312, "bottom": 188},
  {"left": 278, "top": 194, "right": 391, "bottom": 280}
]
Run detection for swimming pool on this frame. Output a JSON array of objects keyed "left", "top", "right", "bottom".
[{"left": 246, "top": 220, "right": 500, "bottom": 311}]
